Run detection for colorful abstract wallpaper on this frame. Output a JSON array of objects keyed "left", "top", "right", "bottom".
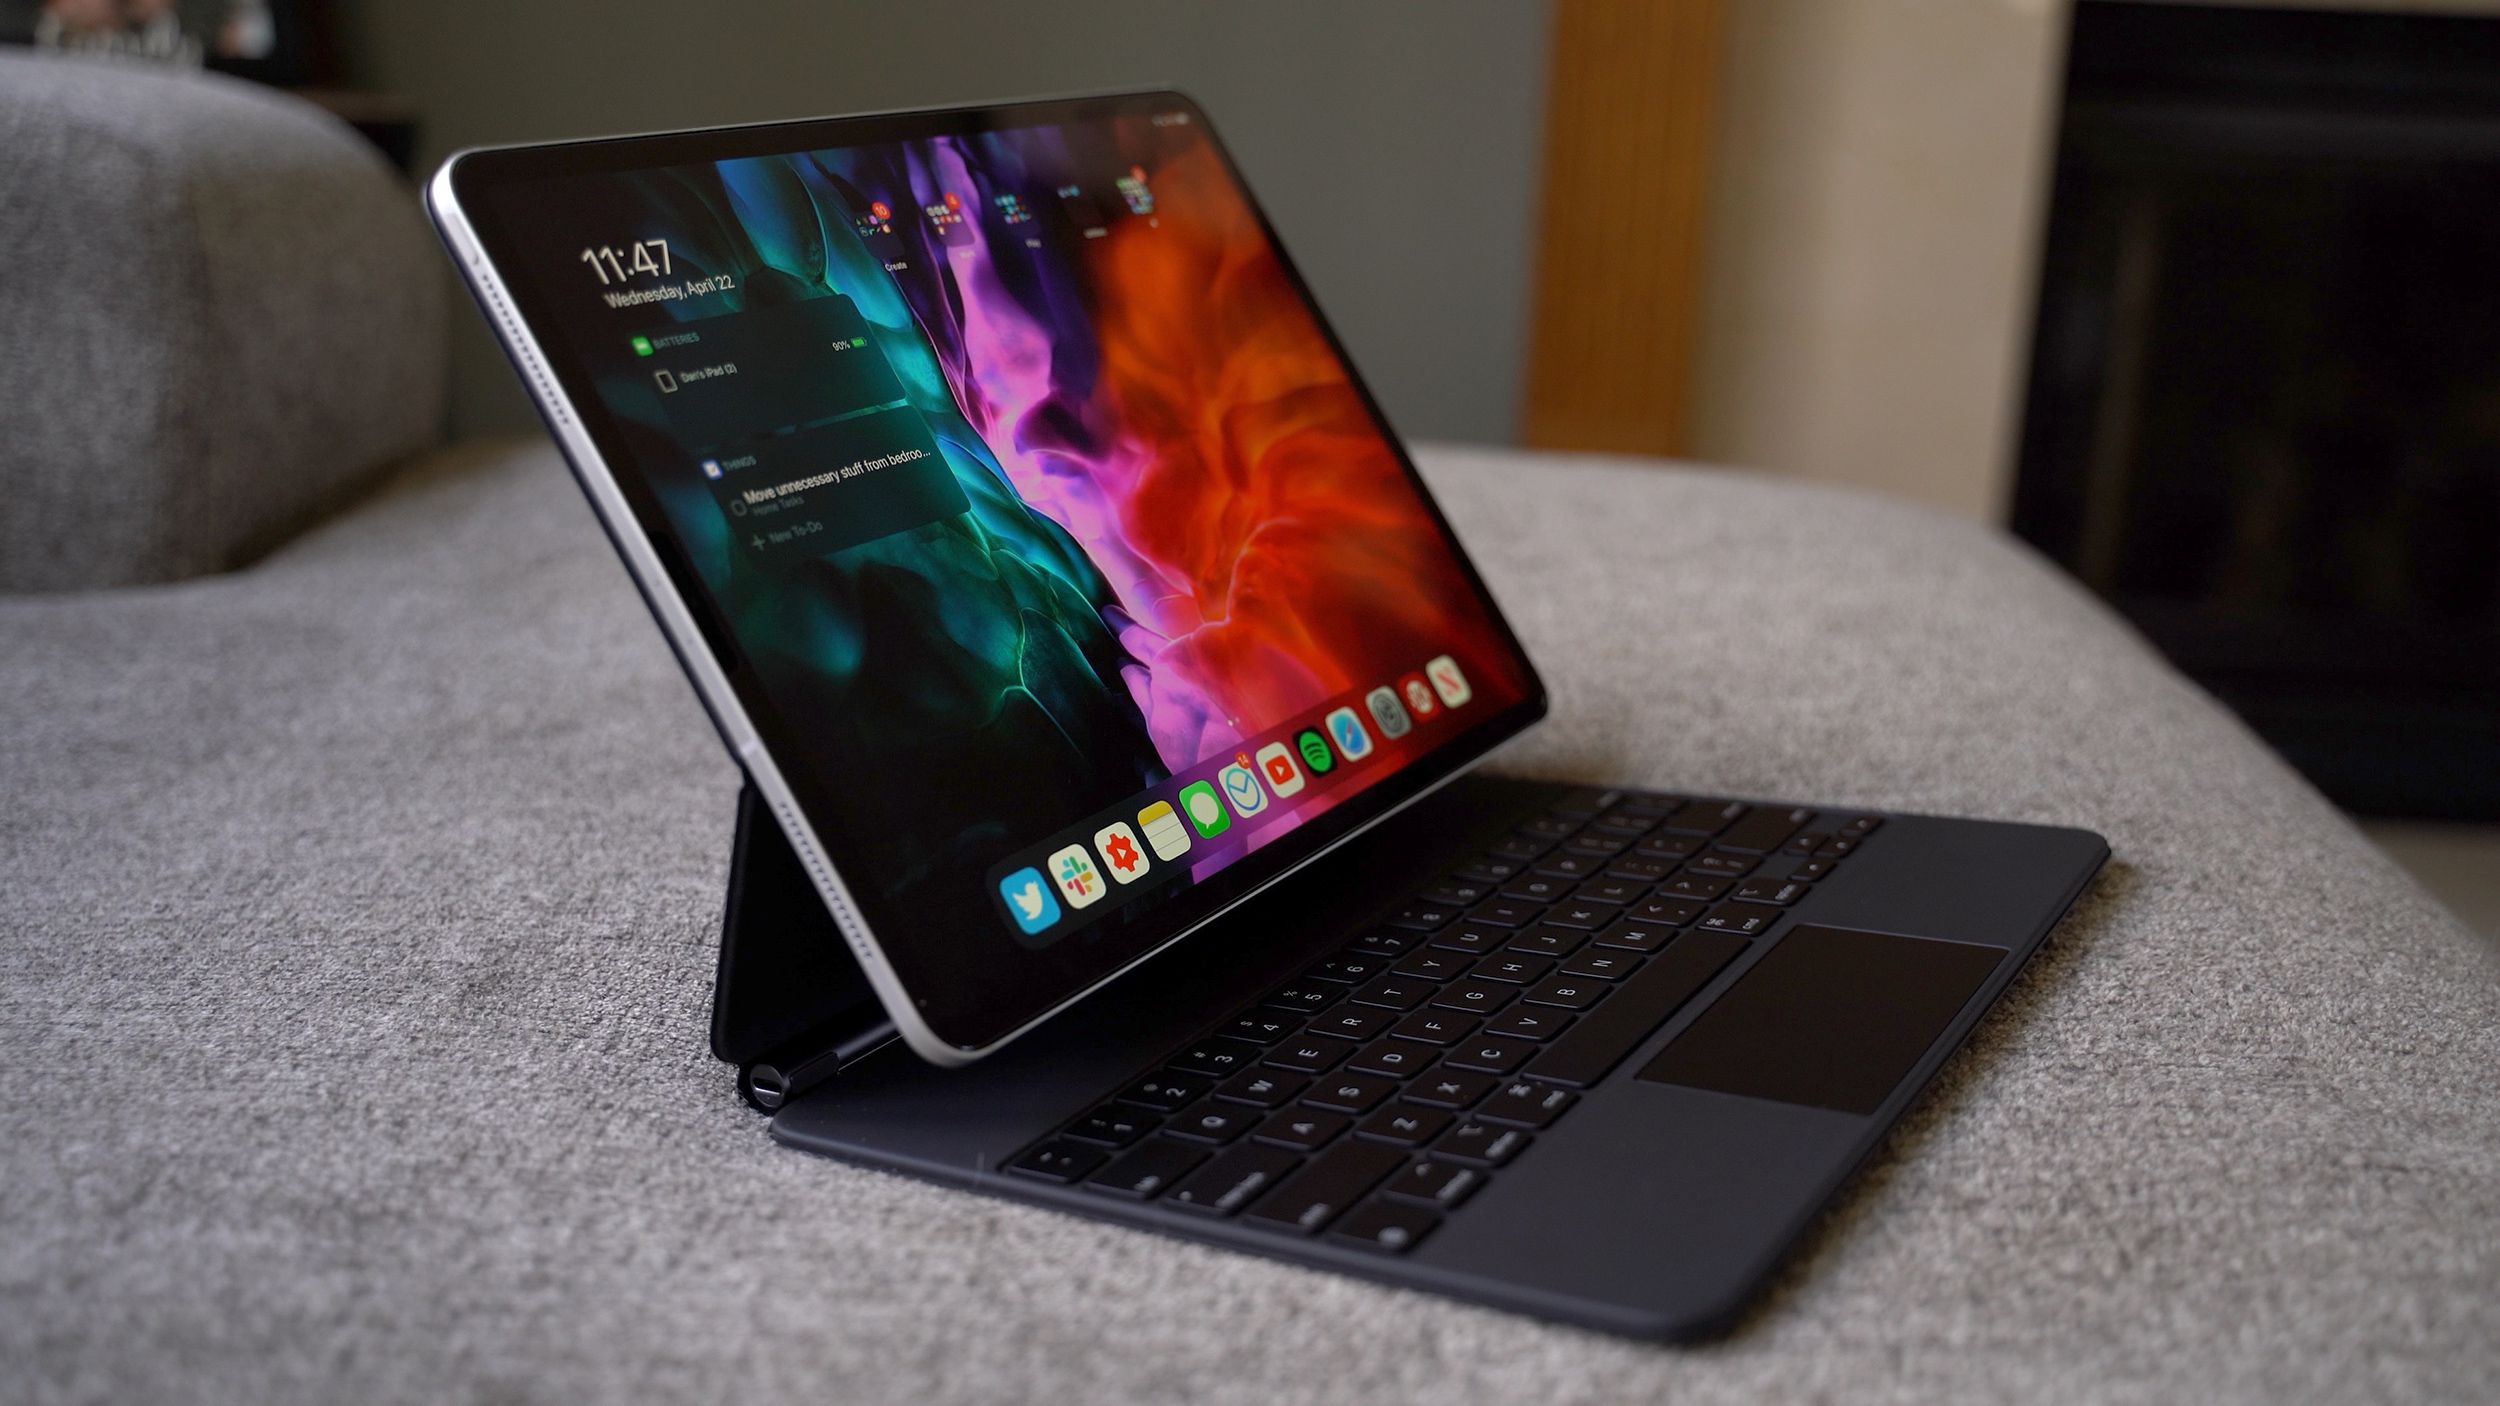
[{"left": 494, "top": 108, "right": 1532, "bottom": 964}]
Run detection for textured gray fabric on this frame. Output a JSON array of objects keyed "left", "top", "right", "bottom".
[
  {"left": 2, "top": 440, "right": 2493, "bottom": 1404},
  {"left": 0, "top": 53, "right": 445, "bottom": 592}
]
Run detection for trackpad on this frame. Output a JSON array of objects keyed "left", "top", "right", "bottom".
[{"left": 1638, "top": 925, "right": 2004, "bottom": 1115}]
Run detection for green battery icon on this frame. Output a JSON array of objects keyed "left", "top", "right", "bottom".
[
  {"left": 631, "top": 335, "right": 654, "bottom": 357},
  {"left": 850, "top": 337, "right": 867, "bottom": 347}
]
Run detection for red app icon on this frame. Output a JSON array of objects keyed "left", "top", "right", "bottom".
[{"left": 1398, "top": 672, "right": 1439, "bottom": 720}]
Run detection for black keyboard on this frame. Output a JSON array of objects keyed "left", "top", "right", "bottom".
[{"left": 1006, "top": 787, "right": 1884, "bottom": 1252}]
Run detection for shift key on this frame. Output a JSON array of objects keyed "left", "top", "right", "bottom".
[{"left": 1243, "top": 1140, "right": 1406, "bottom": 1234}]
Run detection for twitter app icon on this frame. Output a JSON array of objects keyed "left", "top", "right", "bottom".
[{"left": 999, "top": 866, "right": 1061, "bottom": 935}]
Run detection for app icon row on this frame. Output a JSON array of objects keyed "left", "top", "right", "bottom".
[{"left": 996, "top": 655, "right": 1473, "bottom": 937}]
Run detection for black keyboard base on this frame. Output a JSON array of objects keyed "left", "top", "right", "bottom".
[{"left": 768, "top": 772, "right": 2108, "bottom": 1340}]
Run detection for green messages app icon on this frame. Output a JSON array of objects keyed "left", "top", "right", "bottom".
[
  {"left": 1296, "top": 729, "right": 1334, "bottom": 775},
  {"left": 1177, "top": 780, "right": 1231, "bottom": 838},
  {"left": 631, "top": 335, "right": 654, "bottom": 357}
]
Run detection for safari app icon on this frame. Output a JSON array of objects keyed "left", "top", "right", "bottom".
[{"left": 1324, "top": 706, "right": 1373, "bottom": 761}]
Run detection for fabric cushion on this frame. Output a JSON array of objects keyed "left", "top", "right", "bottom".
[
  {"left": 0, "top": 53, "right": 444, "bottom": 591},
  {"left": 1, "top": 441, "right": 2492, "bottom": 1401}
]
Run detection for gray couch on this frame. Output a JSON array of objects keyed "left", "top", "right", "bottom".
[{"left": 4, "top": 55, "right": 2494, "bottom": 1406}]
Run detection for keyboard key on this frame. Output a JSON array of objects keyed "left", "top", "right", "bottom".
[
  {"left": 1305, "top": 957, "right": 1383, "bottom": 985},
  {"left": 1165, "top": 1143, "right": 1301, "bottom": 1215},
  {"left": 1523, "top": 930, "right": 1748, "bottom": 1087},
  {"left": 1390, "top": 950, "right": 1467, "bottom": 982},
  {"left": 1215, "top": 1069, "right": 1308, "bottom": 1107},
  {"left": 1383, "top": 904, "right": 1459, "bottom": 932},
  {"left": 1331, "top": 1200, "right": 1443, "bottom": 1253},
  {"left": 1356, "top": 1103, "right": 1455, "bottom": 1146},
  {"left": 1485, "top": 1007, "right": 1575, "bottom": 1042},
  {"left": 1244, "top": 1140, "right": 1406, "bottom": 1234},
  {"left": 1309, "top": 1009, "right": 1395, "bottom": 1042},
  {"left": 1685, "top": 852, "right": 1759, "bottom": 880},
  {"left": 1783, "top": 832, "right": 1830, "bottom": 857},
  {"left": 1734, "top": 877, "right": 1809, "bottom": 906},
  {"left": 1348, "top": 977, "right": 1434, "bottom": 1013},
  {"left": 1506, "top": 927, "right": 1587, "bottom": 958},
  {"left": 1389, "top": 1010, "right": 1476, "bottom": 1045},
  {"left": 1573, "top": 878, "right": 1649, "bottom": 907},
  {"left": 1544, "top": 901, "right": 1619, "bottom": 931},
  {"left": 1431, "top": 1121, "right": 1533, "bottom": 1167},
  {"left": 1839, "top": 815, "right": 1884, "bottom": 838},
  {"left": 1489, "top": 833, "right": 1556, "bottom": 862},
  {"left": 1067, "top": 1106, "right": 1157, "bottom": 1147},
  {"left": 1347, "top": 929, "right": 1418, "bottom": 958},
  {"left": 1549, "top": 788, "right": 1619, "bottom": 818},
  {"left": 1592, "top": 920, "right": 1679, "bottom": 953},
  {"left": 1499, "top": 875, "right": 1571, "bottom": 904},
  {"left": 1166, "top": 1100, "right": 1257, "bottom": 1143},
  {"left": 1713, "top": 804, "right": 1816, "bottom": 854},
  {"left": 1443, "top": 1036, "right": 1535, "bottom": 1075},
  {"left": 1117, "top": 1074, "right": 1210, "bottom": 1111},
  {"left": 1171, "top": 1038, "right": 1264, "bottom": 1078},
  {"left": 1260, "top": 983, "right": 1340, "bottom": 1015},
  {"left": 1462, "top": 854, "right": 1528, "bottom": 883},
  {"left": 1407, "top": 1069, "right": 1497, "bottom": 1108},
  {"left": 1530, "top": 852, "right": 1607, "bottom": 882},
  {"left": 1253, "top": 1108, "right": 1350, "bottom": 1151},
  {"left": 1663, "top": 875, "right": 1731, "bottom": 902},
  {"left": 1522, "top": 814, "right": 1578, "bottom": 838},
  {"left": 1478, "top": 1080, "right": 1579, "bottom": 1129},
  {"left": 1008, "top": 1139, "right": 1108, "bottom": 1183},
  {"left": 1085, "top": 1138, "right": 1210, "bottom": 1199},
  {"left": 1697, "top": 902, "right": 1782, "bottom": 937},
  {"left": 1815, "top": 837, "right": 1861, "bottom": 859},
  {"left": 1420, "top": 880, "right": 1492, "bottom": 907},
  {"left": 1432, "top": 983, "right": 1516, "bottom": 1016},
  {"left": 1349, "top": 1038, "right": 1437, "bottom": 1079},
  {"left": 1628, "top": 897, "right": 1705, "bottom": 926},
  {"left": 1382, "top": 1159, "right": 1486, "bottom": 1209},
  {"left": 1219, "top": 1012, "right": 1301, "bottom": 1045},
  {"left": 1303, "top": 1073, "right": 1398, "bottom": 1114},
  {"left": 1558, "top": 832, "right": 1630, "bottom": 859},
  {"left": 1522, "top": 977, "right": 1605, "bottom": 1011},
  {"left": 1467, "top": 898, "right": 1543, "bottom": 928},
  {"left": 1661, "top": 799, "right": 1748, "bottom": 836},
  {"left": 1788, "top": 858, "right": 1837, "bottom": 882},
  {"left": 1265, "top": 1036, "right": 1358, "bottom": 1073},
  {"left": 1604, "top": 857, "right": 1677, "bottom": 884},
  {"left": 1426, "top": 925, "right": 1507, "bottom": 956},
  {"left": 1633, "top": 833, "right": 1702, "bottom": 861},
  {"left": 1470, "top": 953, "right": 1551, "bottom": 985},
  {"left": 1560, "top": 949, "right": 1641, "bottom": 981}
]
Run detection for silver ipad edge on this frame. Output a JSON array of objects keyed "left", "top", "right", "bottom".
[{"left": 425, "top": 144, "right": 1536, "bottom": 1069}]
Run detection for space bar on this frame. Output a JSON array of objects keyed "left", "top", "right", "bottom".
[{"left": 1523, "top": 930, "right": 1750, "bottom": 1087}]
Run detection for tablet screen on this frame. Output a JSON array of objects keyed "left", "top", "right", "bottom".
[{"left": 457, "top": 93, "right": 1542, "bottom": 1053}]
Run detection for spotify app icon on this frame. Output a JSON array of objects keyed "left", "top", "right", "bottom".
[{"left": 1296, "top": 728, "right": 1335, "bottom": 775}]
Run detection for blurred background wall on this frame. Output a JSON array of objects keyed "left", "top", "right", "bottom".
[{"left": 344, "top": 0, "right": 1554, "bottom": 446}]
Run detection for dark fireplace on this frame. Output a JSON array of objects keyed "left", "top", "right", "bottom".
[{"left": 2014, "top": 1, "right": 2500, "bottom": 819}]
